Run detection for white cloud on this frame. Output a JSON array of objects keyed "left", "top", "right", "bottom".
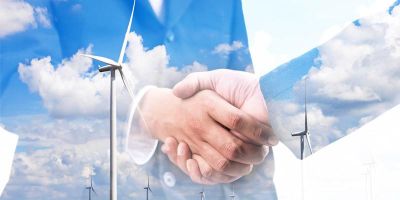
[
  {"left": 18, "top": 33, "right": 207, "bottom": 118},
  {"left": 1, "top": 115, "right": 152, "bottom": 200},
  {"left": 212, "top": 41, "right": 244, "bottom": 56},
  {"left": 355, "top": 0, "right": 395, "bottom": 17},
  {"left": 272, "top": 4, "right": 400, "bottom": 157},
  {"left": 249, "top": 31, "right": 289, "bottom": 76},
  {"left": 0, "top": 0, "right": 35, "bottom": 37},
  {"left": 306, "top": 7, "right": 400, "bottom": 118},
  {"left": 34, "top": 7, "right": 51, "bottom": 28},
  {"left": 0, "top": 0, "right": 51, "bottom": 38}
]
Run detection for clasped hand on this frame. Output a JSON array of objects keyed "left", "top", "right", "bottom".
[{"left": 138, "top": 69, "right": 277, "bottom": 185}]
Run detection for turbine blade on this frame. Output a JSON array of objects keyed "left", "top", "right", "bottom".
[
  {"left": 80, "top": 54, "right": 119, "bottom": 66},
  {"left": 306, "top": 133, "right": 313, "bottom": 154},
  {"left": 304, "top": 78, "right": 308, "bottom": 131},
  {"left": 118, "top": 0, "right": 136, "bottom": 64},
  {"left": 118, "top": 68, "right": 135, "bottom": 99},
  {"left": 92, "top": 187, "right": 97, "bottom": 195},
  {"left": 305, "top": 106, "right": 308, "bottom": 131},
  {"left": 149, "top": 187, "right": 152, "bottom": 192}
]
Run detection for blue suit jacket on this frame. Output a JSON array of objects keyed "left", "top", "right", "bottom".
[{"left": 52, "top": 0, "right": 276, "bottom": 199}]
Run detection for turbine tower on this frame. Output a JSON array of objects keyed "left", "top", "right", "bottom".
[
  {"left": 85, "top": 173, "right": 96, "bottom": 200},
  {"left": 291, "top": 78, "right": 313, "bottom": 160},
  {"left": 144, "top": 175, "right": 152, "bottom": 200},
  {"left": 80, "top": 1, "right": 137, "bottom": 200},
  {"left": 229, "top": 183, "right": 236, "bottom": 200}
]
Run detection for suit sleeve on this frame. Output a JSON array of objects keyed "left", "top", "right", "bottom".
[{"left": 258, "top": 10, "right": 400, "bottom": 159}]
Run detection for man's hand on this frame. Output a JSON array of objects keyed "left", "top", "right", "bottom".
[
  {"left": 161, "top": 69, "right": 277, "bottom": 184},
  {"left": 138, "top": 87, "right": 274, "bottom": 181},
  {"left": 173, "top": 69, "right": 274, "bottom": 144}
]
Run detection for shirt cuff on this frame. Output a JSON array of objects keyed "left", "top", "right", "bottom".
[{"left": 125, "top": 85, "right": 159, "bottom": 165}]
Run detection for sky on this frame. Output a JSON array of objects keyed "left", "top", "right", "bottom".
[
  {"left": 243, "top": 0, "right": 397, "bottom": 75},
  {"left": 1, "top": 0, "right": 400, "bottom": 199}
]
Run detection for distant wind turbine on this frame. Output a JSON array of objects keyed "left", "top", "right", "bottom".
[
  {"left": 144, "top": 175, "right": 152, "bottom": 200},
  {"left": 291, "top": 78, "right": 313, "bottom": 160},
  {"left": 200, "top": 186, "right": 206, "bottom": 200},
  {"left": 85, "top": 173, "right": 96, "bottom": 200},
  {"left": 229, "top": 183, "right": 236, "bottom": 200},
  {"left": 80, "top": 1, "right": 137, "bottom": 200}
]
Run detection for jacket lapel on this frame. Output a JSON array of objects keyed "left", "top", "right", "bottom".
[{"left": 164, "top": 0, "right": 193, "bottom": 28}]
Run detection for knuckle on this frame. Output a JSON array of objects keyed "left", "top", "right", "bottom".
[
  {"left": 252, "top": 126, "right": 264, "bottom": 140},
  {"left": 227, "top": 112, "right": 243, "bottom": 130},
  {"left": 187, "top": 117, "right": 203, "bottom": 133},
  {"left": 222, "top": 140, "right": 244, "bottom": 160},
  {"left": 215, "top": 158, "right": 231, "bottom": 172}
]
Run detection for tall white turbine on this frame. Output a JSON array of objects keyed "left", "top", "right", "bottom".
[{"left": 80, "top": 1, "right": 136, "bottom": 199}]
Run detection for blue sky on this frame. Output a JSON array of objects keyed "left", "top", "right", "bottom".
[{"left": 1, "top": 0, "right": 400, "bottom": 199}]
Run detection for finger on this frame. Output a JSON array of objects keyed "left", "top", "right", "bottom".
[
  {"left": 203, "top": 120, "right": 268, "bottom": 164},
  {"left": 177, "top": 142, "right": 192, "bottom": 174},
  {"left": 172, "top": 72, "right": 214, "bottom": 99},
  {"left": 196, "top": 141, "right": 253, "bottom": 177},
  {"left": 161, "top": 137, "right": 179, "bottom": 166},
  {"left": 186, "top": 158, "right": 215, "bottom": 185},
  {"left": 206, "top": 95, "right": 276, "bottom": 146},
  {"left": 193, "top": 154, "right": 240, "bottom": 184}
]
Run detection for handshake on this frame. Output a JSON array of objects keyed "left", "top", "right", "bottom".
[{"left": 138, "top": 69, "right": 278, "bottom": 185}]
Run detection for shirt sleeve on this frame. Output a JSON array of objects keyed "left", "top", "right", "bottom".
[{"left": 125, "top": 85, "right": 159, "bottom": 165}]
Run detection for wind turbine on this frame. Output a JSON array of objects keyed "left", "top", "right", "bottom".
[
  {"left": 85, "top": 173, "right": 97, "bottom": 200},
  {"left": 80, "top": 1, "right": 137, "bottom": 200},
  {"left": 291, "top": 78, "right": 313, "bottom": 160},
  {"left": 200, "top": 186, "right": 206, "bottom": 200},
  {"left": 228, "top": 183, "right": 236, "bottom": 200},
  {"left": 144, "top": 175, "right": 152, "bottom": 200}
]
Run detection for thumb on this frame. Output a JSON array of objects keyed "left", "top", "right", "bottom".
[{"left": 172, "top": 72, "right": 214, "bottom": 99}]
